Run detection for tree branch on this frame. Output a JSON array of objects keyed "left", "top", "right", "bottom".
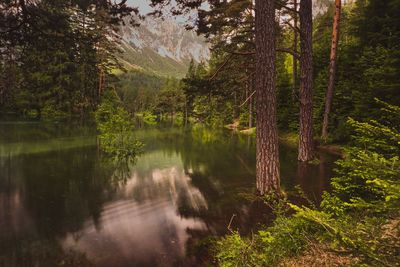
[
  {"left": 209, "top": 54, "right": 234, "bottom": 81},
  {"left": 277, "top": 47, "right": 300, "bottom": 60},
  {"left": 240, "top": 90, "right": 256, "bottom": 108},
  {"left": 227, "top": 51, "right": 255, "bottom": 56},
  {"left": 276, "top": 0, "right": 299, "bottom": 14},
  {"left": 281, "top": 19, "right": 300, "bottom": 33}
]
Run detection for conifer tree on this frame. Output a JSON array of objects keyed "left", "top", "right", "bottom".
[{"left": 321, "top": 0, "right": 341, "bottom": 140}]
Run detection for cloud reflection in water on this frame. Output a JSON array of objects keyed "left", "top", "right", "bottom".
[{"left": 62, "top": 151, "right": 208, "bottom": 267}]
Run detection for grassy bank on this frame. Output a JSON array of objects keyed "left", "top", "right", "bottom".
[{"left": 237, "top": 127, "right": 344, "bottom": 156}]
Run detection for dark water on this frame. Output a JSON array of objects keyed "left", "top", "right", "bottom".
[{"left": 0, "top": 121, "right": 337, "bottom": 267}]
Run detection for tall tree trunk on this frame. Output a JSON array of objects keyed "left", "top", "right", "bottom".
[
  {"left": 184, "top": 97, "right": 188, "bottom": 127},
  {"left": 298, "top": 0, "right": 315, "bottom": 162},
  {"left": 292, "top": 0, "right": 299, "bottom": 100},
  {"left": 249, "top": 94, "right": 253, "bottom": 129},
  {"left": 321, "top": 0, "right": 342, "bottom": 140},
  {"left": 255, "top": 0, "right": 280, "bottom": 195},
  {"left": 233, "top": 91, "right": 238, "bottom": 119},
  {"left": 98, "top": 66, "right": 104, "bottom": 99}
]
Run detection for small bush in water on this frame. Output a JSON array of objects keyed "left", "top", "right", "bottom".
[{"left": 95, "top": 91, "right": 142, "bottom": 162}]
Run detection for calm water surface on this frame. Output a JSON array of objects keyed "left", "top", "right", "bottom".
[{"left": 0, "top": 121, "right": 337, "bottom": 267}]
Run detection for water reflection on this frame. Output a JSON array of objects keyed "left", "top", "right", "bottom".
[
  {"left": 0, "top": 122, "right": 338, "bottom": 267},
  {"left": 62, "top": 151, "right": 208, "bottom": 266}
]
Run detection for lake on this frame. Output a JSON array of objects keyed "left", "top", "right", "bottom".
[{"left": 0, "top": 120, "right": 337, "bottom": 267}]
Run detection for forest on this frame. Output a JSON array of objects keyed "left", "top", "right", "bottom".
[{"left": 0, "top": 0, "right": 399, "bottom": 266}]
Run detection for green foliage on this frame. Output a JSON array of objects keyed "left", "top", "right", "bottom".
[
  {"left": 95, "top": 91, "right": 142, "bottom": 162},
  {"left": 41, "top": 103, "right": 69, "bottom": 120},
  {"left": 238, "top": 110, "right": 251, "bottom": 128},
  {"left": 153, "top": 78, "right": 186, "bottom": 117},
  {"left": 216, "top": 196, "right": 321, "bottom": 266},
  {"left": 173, "top": 112, "right": 185, "bottom": 126},
  {"left": 180, "top": 59, "right": 246, "bottom": 127},
  {"left": 216, "top": 215, "right": 322, "bottom": 267},
  {"left": 216, "top": 232, "right": 250, "bottom": 267},
  {"left": 325, "top": 101, "right": 400, "bottom": 215},
  {"left": 192, "top": 95, "right": 232, "bottom": 126},
  {"left": 142, "top": 111, "right": 158, "bottom": 125}
]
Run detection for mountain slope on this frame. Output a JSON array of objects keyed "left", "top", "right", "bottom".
[
  {"left": 116, "top": 1, "right": 333, "bottom": 78},
  {"left": 117, "top": 16, "right": 210, "bottom": 78}
]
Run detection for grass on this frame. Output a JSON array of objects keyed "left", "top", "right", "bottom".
[
  {"left": 235, "top": 128, "right": 299, "bottom": 146},
  {"left": 237, "top": 128, "right": 344, "bottom": 157}
]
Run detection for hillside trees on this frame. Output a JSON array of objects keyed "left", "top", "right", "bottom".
[
  {"left": 115, "top": 71, "right": 166, "bottom": 113},
  {"left": 153, "top": 78, "right": 186, "bottom": 122}
]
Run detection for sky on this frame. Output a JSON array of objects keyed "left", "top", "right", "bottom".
[
  {"left": 127, "top": 0, "right": 203, "bottom": 24},
  {"left": 128, "top": 0, "right": 153, "bottom": 14}
]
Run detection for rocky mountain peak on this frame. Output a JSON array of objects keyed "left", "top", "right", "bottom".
[{"left": 119, "top": 15, "right": 210, "bottom": 64}]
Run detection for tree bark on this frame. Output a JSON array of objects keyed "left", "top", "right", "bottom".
[
  {"left": 292, "top": 0, "right": 298, "bottom": 100},
  {"left": 98, "top": 66, "right": 105, "bottom": 99},
  {"left": 321, "top": 0, "right": 342, "bottom": 140},
  {"left": 184, "top": 96, "right": 188, "bottom": 127},
  {"left": 298, "top": 0, "right": 315, "bottom": 162},
  {"left": 249, "top": 93, "right": 253, "bottom": 129},
  {"left": 255, "top": 0, "right": 280, "bottom": 195}
]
